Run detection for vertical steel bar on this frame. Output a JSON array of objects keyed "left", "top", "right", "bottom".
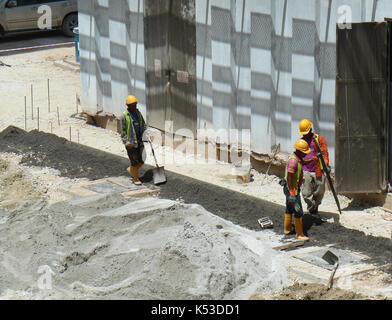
[
  {"left": 31, "top": 84, "right": 34, "bottom": 120},
  {"left": 47, "top": 79, "right": 51, "bottom": 113},
  {"left": 24, "top": 96, "right": 27, "bottom": 130}
]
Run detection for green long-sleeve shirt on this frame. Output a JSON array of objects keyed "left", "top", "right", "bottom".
[{"left": 120, "top": 109, "right": 146, "bottom": 148}]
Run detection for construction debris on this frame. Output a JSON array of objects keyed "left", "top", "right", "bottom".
[
  {"left": 0, "top": 60, "right": 11, "bottom": 67},
  {"left": 258, "top": 217, "right": 274, "bottom": 229},
  {"left": 273, "top": 240, "right": 305, "bottom": 251}
]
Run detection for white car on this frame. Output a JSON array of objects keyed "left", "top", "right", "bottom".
[{"left": 0, "top": 0, "right": 78, "bottom": 37}]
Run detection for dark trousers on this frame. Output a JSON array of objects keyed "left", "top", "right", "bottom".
[{"left": 126, "top": 143, "right": 144, "bottom": 167}]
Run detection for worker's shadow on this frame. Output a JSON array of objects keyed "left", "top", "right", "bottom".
[{"left": 302, "top": 210, "right": 340, "bottom": 235}]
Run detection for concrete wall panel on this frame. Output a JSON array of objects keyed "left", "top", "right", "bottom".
[{"left": 79, "top": 0, "right": 390, "bottom": 166}]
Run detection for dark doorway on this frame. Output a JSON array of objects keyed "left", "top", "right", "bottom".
[{"left": 335, "top": 22, "right": 389, "bottom": 193}]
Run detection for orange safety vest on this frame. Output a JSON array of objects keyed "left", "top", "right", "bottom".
[{"left": 314, "top": 134, "right": 324, "bottom": 171}]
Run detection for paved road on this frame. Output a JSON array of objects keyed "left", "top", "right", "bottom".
[{"left": 0, "top": 30, "right": 74, "bottom": 55}]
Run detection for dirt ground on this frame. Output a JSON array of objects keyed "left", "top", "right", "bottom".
[
  {"left": 250, "top": 282, "right": 367, "bottom": 300},
  {"left": 0, "top": 47, "right": 391, "bottom": 300}
]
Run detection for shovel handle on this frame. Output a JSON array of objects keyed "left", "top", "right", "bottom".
[
  {"left": 148, "top": 138, "right": 160, "bottom": 168},
  {"left": 327, "top": 263, "right": 339, "bottom": 290}
]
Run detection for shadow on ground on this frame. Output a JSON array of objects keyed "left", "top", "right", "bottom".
[
  {"left": 0, "top": 30, "right": 73, "bottom": 55},
  {"left": 0, "top": 126, "right": 391, "bottom": 268}
]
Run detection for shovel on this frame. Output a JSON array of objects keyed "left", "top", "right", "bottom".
[
  {"left": 148, "top": 138, "right": 167, "bottom": 185},
  {"left": 322, "top": 250, "right": 339, "bottom": 290}
]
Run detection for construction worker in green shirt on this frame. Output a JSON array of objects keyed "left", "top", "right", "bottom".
[
  {"left": 282, "top": 139, "right": 312, "bottom": 241},
  {"left": 120, "top": 95, "right": 147, "bottom": 185}
]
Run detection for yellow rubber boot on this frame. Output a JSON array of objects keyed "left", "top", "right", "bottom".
[
  {"left": 284, "top": 214, "right": 293, "bottom": 235},
  {"left": 294, "top": 217, "right": 309, "bottom": 241},
  {"left": 130, "top": 166, "right": 142, "bottom": 185}
]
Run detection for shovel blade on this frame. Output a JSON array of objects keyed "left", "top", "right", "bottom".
[
  {"left": 153, "top": 167, "right": 166, "bottom": 185},
  {"left": 322, "top": 250, "right": 339, "bottom": 265}
]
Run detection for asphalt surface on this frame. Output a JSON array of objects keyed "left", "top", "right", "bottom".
[{"left": 0, "top": 30, "right": 73, "bottom": 55}]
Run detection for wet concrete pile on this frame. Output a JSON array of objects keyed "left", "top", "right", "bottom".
[{"left": 0, "top": 193, "right": 288, "bottom": 299}]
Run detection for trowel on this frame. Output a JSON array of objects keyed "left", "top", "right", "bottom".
[
  {"left": 322, "top": 250, "right": 339, "bottom": 290},
  {"left": 148, "top": 138, "right": 167, "bottom": 185}
]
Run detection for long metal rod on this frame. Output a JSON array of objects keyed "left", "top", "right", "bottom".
[
  {"left": 31, "top": 84, "right": 34, "bottom": 120},
  {"left": 313, "top": 136, "right": 342, "bottom": 214},
  {"left": 47, "top": 79, "right": 50, "bottom": 113},
  {"left": 148, "top": 138, "right": 160, "bottom": 168},
  {"left": 24, "top": 96, "right": 27, "bottom": 130}
]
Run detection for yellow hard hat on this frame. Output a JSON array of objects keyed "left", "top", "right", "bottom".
[
  {"left": 294, "top": 139, "right": 311, "bottom": 154},
  {"left": 299, "top": 119, "right": 313, "bottom": 135},
  {"left": 126, "top": 95, "right": 138, "bottom": 105}
]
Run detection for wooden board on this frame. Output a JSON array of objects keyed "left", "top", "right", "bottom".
[{"left": 273, "top": 240, "right": 305, "bottom": 251}]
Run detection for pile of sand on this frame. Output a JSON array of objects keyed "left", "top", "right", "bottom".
[
  {"left": 250, "top": 282, "right": 368, "bottom": 300},
  {"left": 0, "top": 157, "right": 44, "bottom": 208}
]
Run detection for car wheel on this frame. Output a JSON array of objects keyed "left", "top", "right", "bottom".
[{"left": 62, "top": 13, "right": 78, "bottom": 37}]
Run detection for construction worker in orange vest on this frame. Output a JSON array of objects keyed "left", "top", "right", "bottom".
[
  {"left": 282, "top": 139, "right": 311, "bottom": 241},
  {"left": 120, "top": 95, "right": 147, "bottom": 185},
  {"left": 299, "top": 119, "right": 331, "bottom": 216}
]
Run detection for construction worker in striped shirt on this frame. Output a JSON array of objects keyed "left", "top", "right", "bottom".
[
  {"left": 283, "top": 139, "right": 311, "bottom": 241},
  {"left": 120, "top": 95, "right": 146, "bottom": 185},
  {"left": 299, "top": 119, "right": 331, "bottom": 216}
]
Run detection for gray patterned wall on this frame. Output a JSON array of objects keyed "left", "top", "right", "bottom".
[
  {"left": 79, "top": 0, "right": 146, "bottom": 117},
  {"left": 78, "top": 0, "right": 392, "bottom": 166}
]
